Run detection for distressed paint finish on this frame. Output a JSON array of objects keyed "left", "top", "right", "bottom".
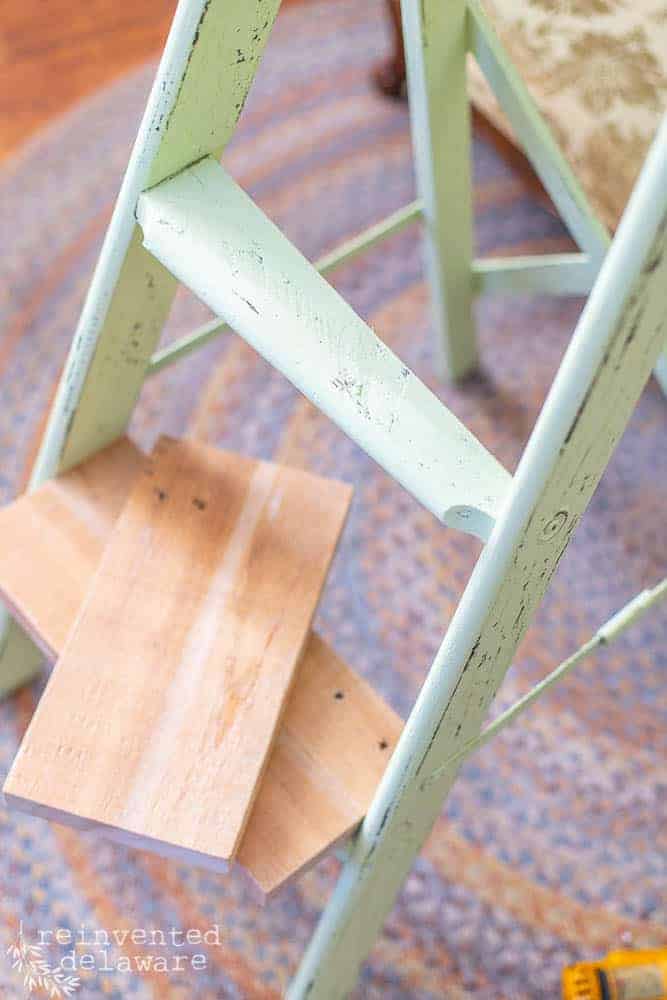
[
  {"left": 426, "top": 577, "right": 667, "bottom": 780},
  {"left": 146, "top": 200, "right": 424, "bottom": 377},
  {"left": 400, "top": 0, "right": 477, "bottom": 380},
  {"left": 137, "top": 158, "right": 511, "bottom": 540},
  {"left": 31, "top": 0, "right": 281, "bottom": 485},
  {"left": 52, "top": 231, "right": 176, "bottom": 477},
  {"left": 467, "top": 0, "right": 610, "bottom": 264},
  {"left": 149, "top": 242, "right": 595, "bottom": 378},
  {"left": 289, "top": 122, "right": 667, "bottom": 999},
  {"left": 0, "top": 0, "right": 281, "bottom": 692}
]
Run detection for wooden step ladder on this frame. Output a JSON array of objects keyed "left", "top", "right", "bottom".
[
  {"left": 0, "top": 0, "right": 512, "bottom": 898},
  {"left": 0, "top": 0, "right": 665, "bottom": 994}
]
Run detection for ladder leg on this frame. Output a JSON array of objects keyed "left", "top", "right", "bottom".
[
  {"left": 0, "top": 610, "right": 43, "bottom": 698},
  {"left": 0, "top": 0, "right": 281, "bottom": 697},
  {"left": 289, "top": 122, "right": 667, "bottom": 998},
  {"left": 401, "top": 0, "right": 477, "bottom": 381}
]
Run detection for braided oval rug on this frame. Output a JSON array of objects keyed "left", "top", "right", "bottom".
[{"left": 0, "top": 0, "right": 665, "bottom": 996}]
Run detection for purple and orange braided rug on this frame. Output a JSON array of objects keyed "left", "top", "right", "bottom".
[{"left": 0, "top": 0, "right": 665, "bottom": 996}]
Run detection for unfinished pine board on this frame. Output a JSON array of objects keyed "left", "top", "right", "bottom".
[
  {"left": 0, "top": 440, "right": 402, "bottom": 896},
  {"left": 238, "top": 632, "right": 403, "bottom": 897},
  {"left": 0, "top": 437, "right": 144, "bottom": 659},
  {"left": 4, "top": 436, "right": 352, "bottom": 866}
]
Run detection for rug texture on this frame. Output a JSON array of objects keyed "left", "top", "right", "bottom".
[{"left": 0, "top": 1, "right": 665, "bottom": 997}]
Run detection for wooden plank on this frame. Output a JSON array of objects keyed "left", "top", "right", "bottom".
[
  {"left": 0, "top": 440, "right": 401, "bottom": 897},
  {"left": 5, "top": 436, "right": 352, "bottom": 866},
  {"left": 238, "top": 633, "right": 402, "bottom": 897},
  {"left": 137, "top": 157, "right": 512, "bottom": 542},
  {"left": 0, "top": 438, "right": 144, "bottom": 660}
]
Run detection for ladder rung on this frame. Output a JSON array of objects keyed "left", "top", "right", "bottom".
[
  {"left": 472, "top": 253, "right": 596, "bottom": 296},
  {"left": 137, "top": 157, "right": 511, "bottom": 541},
  {"left": 146, "top": 199, "right": 423, "bottom": 377},
  {"left": 0, "top": 440, "right": 402, "bottom": 898}
]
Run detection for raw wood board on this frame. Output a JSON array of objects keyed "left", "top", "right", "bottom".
[
  {"left": 239, "top": 631, "right": 403, "bottom": 896},
  {"left": 0, "top": 437, "right": 144, "bottom": 659},
  {"left": 4, "top": 436, "right": 352, "bottom": 866},
  {"left": 1, "top": 437, "right": 403, "bottom": 896}
]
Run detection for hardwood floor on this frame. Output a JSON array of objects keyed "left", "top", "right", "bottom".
[
  {"left": 1, "top": 0, "right": 544, "bottom": 202},
  {"left": 0, "top": 1, "right": 176, "bottom": 159},
  {"left": 0, "top": 0, "right": 306, "bottom": 161}
]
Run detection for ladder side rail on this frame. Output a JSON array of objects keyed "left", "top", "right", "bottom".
[
  {"left": 0, "top": 0, "right": 281, "bottom": 693},
  {"left": 31, "top": 0, "right": 281, "bottom": 487},
  {"left": 288, "top": 116, "right": 667, "bottom": 1000},
  {"left": 426, "top": 578, "right": 667, "bottom": 781}
]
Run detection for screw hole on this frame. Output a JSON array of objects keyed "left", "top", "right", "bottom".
[{"left": 334, "top": 690, "right": 344, "bottom": 701}]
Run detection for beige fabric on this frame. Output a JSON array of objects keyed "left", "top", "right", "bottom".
[{"left": 468, "top": 0, "right": 667, "bottom": 232}]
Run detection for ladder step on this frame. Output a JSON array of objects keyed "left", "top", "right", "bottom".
[
  {"left": 1, "top": 439, "right": 401, "bottom": 897},
  {"left": 239, "top": 631, "right": 402, "bottom": 895},
  {"left": 5, "top": 437, "right": 352, "bottom": 868},
  {"left": 137, "top": 157, "right": 511, "bottom": 542}
]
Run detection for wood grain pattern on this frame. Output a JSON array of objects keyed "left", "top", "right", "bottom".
[
  {"left": 0, "top": 439, "right": 403, "bottom": 896},
  {"left": 238, "top": 632, "right": 402, "bottom": 896},
  {"left": 0, "top": 437, "right": 144, "bottom": 659},
  {"left": 5, "top": 436, "right": 352, "bottom": 866},
  {"left": 0, "top": 0, "right": 310, "bottom": 161},
  {"left": 0, "top": 0, "right": 175, "bottom": 161}
]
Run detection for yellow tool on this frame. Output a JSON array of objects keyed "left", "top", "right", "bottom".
[{"left": 563, "top": 950, "right": 667, "bottom": 1000}]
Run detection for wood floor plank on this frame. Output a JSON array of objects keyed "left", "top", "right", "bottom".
[
  {"left": 1, "top": 438, "right": 403, "bottom": 896},
  {"left": 4, "top": 436, "right": 352, "bottom": 866}
]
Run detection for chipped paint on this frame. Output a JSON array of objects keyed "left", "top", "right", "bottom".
[
  {"left": 288, "top": 119, "right": 667, "bottom": 999},
  {"left": 137, "top": 157, "right": 512, "bottom": 541}
]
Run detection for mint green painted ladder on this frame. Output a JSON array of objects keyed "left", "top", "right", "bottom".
[{"left": 1, "top": 0, "right": 665, "bottom": 994}]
